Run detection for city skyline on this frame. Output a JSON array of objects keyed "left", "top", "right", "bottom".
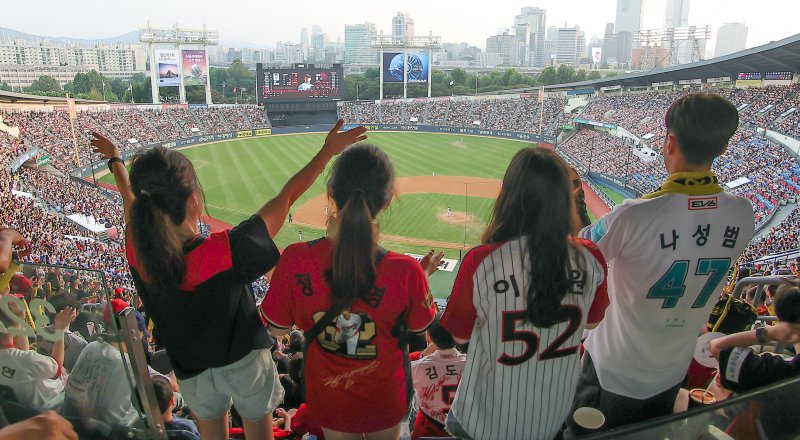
[{"left": 2, "top": 0, "right": 798, "bottom": 55}]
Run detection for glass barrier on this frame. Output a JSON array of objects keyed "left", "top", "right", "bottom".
[
  {"left": 0, "top": 261, "right": 165, "bottom": 439},
  {"left": 582, "top": 375, "right": 800, "bottom": 439}
]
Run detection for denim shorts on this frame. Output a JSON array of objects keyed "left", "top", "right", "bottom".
[{"left": 178, "top": 348, "right": 284, "bottom": 421}]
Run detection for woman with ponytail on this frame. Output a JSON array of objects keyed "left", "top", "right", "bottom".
[
  {"left": 92, "top": 120, "right": 367, "bottom": 440},
  {"left": 261, "top": 144, "right": 440, "bottom": 440},
  {"left": 439, "top": 147, "right": 610, "bottom": 440}
]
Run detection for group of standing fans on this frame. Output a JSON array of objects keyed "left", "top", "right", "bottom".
[{"left": 1, "top": 93, "right": 800, "bottom": 440}]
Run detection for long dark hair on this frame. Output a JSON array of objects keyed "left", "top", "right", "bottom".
[
  {"left": 327, "top": 144, "right": 395, "bottom": 309},
  {"left": 128, "top": 147, "right": 200, "bottom": 293},
  {"left": 483, "top": 147, "right": 582, "bottom": 328}
]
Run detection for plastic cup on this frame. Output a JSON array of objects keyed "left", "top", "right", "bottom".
[{"left": 573, "top": 407, "right": 605, "bottom": 430}]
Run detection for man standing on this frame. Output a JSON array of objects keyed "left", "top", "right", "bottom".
[{"left": 569, "top": 94, "right": 755, "bottom": 431}]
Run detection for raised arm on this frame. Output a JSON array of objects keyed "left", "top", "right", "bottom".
[
  {"left": 257, "top": 120, "right": 367, "bottom": 237},
  {"left": 91, "top": 132, "right": 135, "bottom": 224},
  {"left": 0, "top": 228, "right": 29, "bottom": 274}
]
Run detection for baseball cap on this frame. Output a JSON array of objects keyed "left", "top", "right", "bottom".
[
  {"left": 113, "top": 287, "right": 124, "bottom": 299},
  {"left": 134, "top": 310, "right": 150, "bottom": 338},
  {"left": 9, "top": 274, "right": 33, "bottom": 295}
]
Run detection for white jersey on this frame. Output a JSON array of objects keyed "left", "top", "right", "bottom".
[
  {"left": 63, "top": 340, "right": 141, "bottom": 427},
  {"left": 411, "top": 349, "right": 466, "bottom": 424},
  {"left": 581, "top": 189, "right": 754, "bottom": 399},
  {"left": 441, "top": 237, "right": 609, "bottom": 440},
  {"left": 0, "top": 348, "right": 64, "bottom": 410},
  {"left": 336, "top": 313, "right": 362, "bottom": 338}
]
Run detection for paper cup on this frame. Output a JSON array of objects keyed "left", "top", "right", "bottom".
[
  {"left": 688, "top": 388, "right": 716, "bottom": 407},
  {"left": 573, "top": 407, "right": 605, "bottom": 430}
]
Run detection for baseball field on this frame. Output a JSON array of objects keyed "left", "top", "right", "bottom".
[{"left": 101, "top": 131, "right": 621, "bottom": 297}]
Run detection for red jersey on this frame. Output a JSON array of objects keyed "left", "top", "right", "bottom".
[{"left": 261, "top": 238, "right": 436, "bottom": 433}]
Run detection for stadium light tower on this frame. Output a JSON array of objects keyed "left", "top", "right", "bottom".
[
  {"left": 634, "top": 25, "right": 711, "bottom": 68},
  {"left": 372, "top": 35, "right": 442, "bottom": 100},
  {"left": 139, "top": 22, "right": 219, "bottom": 104}
]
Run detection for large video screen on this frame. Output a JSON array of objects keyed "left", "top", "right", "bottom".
[
  {"left": 257, "top": 66, "right": 342, "bottom": 103},
  {"left": 382, "top": 52, "right": 430, "bottom": 84}
]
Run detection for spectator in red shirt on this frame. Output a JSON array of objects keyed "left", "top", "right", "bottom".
[
  {"left": 92, "top": 120, "right": 366, "bottom": 440},
  {"left": 262, "top": 144, "right": 439, "bottom": 440}
]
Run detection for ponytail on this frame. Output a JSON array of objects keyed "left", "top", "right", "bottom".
[
  {"left": 331, "top": 190, "right": 376, "bottom": 309},
  {"left": 128, "top": 147, "right": 200, "bottom": 294},
  {"left": 129, "top": 192, "right": 185, "bottom": 293},
  {"left": 327, "top": 144, "right": 394, "bottom": 309}
]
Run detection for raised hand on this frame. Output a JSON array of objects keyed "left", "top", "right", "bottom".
[
  {"left": 420, "top": 249, "right": 445, "bottom": 277},
  {"left": 54, "top": 307, "right": 77, "bottom": 331},
  {"left": 0, "top": 410, "right": 78, "bottom": 440},
  {"left": 321, "top": 119, "right": 368, "bottom": 158},
  {"left": 90, "top": 131, "right": 120, "bottom": 160},
  {"left": 1, "top": 228, "right": 30, "bottom": 259}
]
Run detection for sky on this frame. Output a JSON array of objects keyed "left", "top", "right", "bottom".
[{"left": 3, "top": 0, "right": 799, "bottom": 55}]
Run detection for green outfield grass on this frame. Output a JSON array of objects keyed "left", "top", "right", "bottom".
[
  {"left": 595, "top": 182, "right": 629, "bottom": 205},
  {"left": 380, "top": 193, "right": 495, "bottom": 245},
  {"left": 101, "top": 132, "right": 529, "bottom": 250},
  {"left": 100, "top": 132, "right": 534, "bottom": 297}
]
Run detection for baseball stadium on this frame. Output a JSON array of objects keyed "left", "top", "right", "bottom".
[{"left": 2, "top": 9, "right": 800, "bottom": 440}]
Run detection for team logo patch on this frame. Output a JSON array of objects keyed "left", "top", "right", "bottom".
[
  {"left": 688, "top": 197, "right": 718, "bottom": 210},
  {"left": 424, "top": 289, "right": 434, "bottom": 308}
]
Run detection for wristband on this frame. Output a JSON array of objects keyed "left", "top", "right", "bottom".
[
  {"left": 108, "top": 157, "right": 124, "bottom": 173},
  {"left": 755, "top": 326, "right": 767, "bottom": 344}
]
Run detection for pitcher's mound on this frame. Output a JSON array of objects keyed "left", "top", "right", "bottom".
[{"left": 438, "top": 211, "right": 472, "bottom": 224}]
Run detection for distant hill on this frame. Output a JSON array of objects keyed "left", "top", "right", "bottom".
[
  {"left": 0, "top": 27, "right": 139, "bottom": 46},
  {"left": 0, "top": 27, "right": 272, "bottom": 50}
]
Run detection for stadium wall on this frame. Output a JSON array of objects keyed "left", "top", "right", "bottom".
[
  {"left": 586, "top": 172, "right": 641, "bottom": 198},
  {"left": 73, "top": 124, "right": 556, "bottom": 178}
]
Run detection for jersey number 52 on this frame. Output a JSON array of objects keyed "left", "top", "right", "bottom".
[{"left": 497, "top": 306, "right": 582, "bottom": 366}]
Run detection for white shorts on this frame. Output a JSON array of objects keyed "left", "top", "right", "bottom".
[{"left": 178, "top": 348, "right": 284, "bottom": 421}]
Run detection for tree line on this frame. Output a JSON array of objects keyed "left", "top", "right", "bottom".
[{"left": 9, "top": 61, "right": 620, "bottom": 103}]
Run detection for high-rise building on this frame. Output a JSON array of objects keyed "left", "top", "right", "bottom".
[
  {"left": 311, "top": 33, "right": 326, "bottom": 62},
  {"left": 615, "top": 0, "right": 643, "bottom": 64},
  {"left": 665, "top": 0, "right": 690, "bottom": 28},
  {"left": 344, "top": 22, "right": 378, "bottom": 65},
  {"left": 715, "top": 23, "right": 748, "bottom": 57},
  {"left": 392, "top": 12, "right": 415, "bottom": 40},
  {"left": 546, "top": 26, "right": 559, "bottom": 42},
  {"left": 300, "top": 28, "right": 310, "bottom": 48},
  {"left": 602, "top": 23, "right": 616, "bottom": 63},
  {"left": 514, "top": 7, "right": 547, "bottom": 67},
  {"left": 299, "top": 27, "right": 310, "bottom": 61},
  {"left": 556, "top": 25, "right": 582, "bottom": 65},
  {"left": 0, "top": 42, "right": 145, "bottom": 72},
  {"left": 486, "top": 32, "right": 524, "bottom": 66}
]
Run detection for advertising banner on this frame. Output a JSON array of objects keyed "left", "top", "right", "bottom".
[
  {"left": 382, "top": 52, "right": 429, "bottom": 84},
  {"left": 156, "top": 49, "right": 181, "bottom": 87},
  {"left": 182, "top": 50, "right": 208, "bottom": 86},
  {"left": 591, "top": 47, "right": 602, "bottom": 64}
]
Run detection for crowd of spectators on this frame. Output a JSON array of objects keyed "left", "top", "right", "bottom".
[
  {"left": 0, "top": 106, "right": 271, "bottom": 171},
  {"left": 338, "top": 95, "right": 570, "bottom": 137},
  {"left": 741, "top": 207, "right": 800, "bottom": 263}
]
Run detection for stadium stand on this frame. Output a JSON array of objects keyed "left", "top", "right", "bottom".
[
  {"left": 338, "top": 95, "right": 571, "bottom": 137},
  {"left": 2, "top": 84, "right": 800, "bottom": 439}
]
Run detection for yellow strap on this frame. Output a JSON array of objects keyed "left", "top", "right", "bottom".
[{"left": 643, "top": 171, "right": 724, "bottom": 200}]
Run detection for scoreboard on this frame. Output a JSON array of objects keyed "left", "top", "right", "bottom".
[
  {"left": 256, "top": 63, "right": 343, "bottom": 104},
  {"left": 737, "top": 72, "right": 761, "bottom": 80},
  {"left": 764, "top": 71, "right": 792, "bottom": 80}
]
